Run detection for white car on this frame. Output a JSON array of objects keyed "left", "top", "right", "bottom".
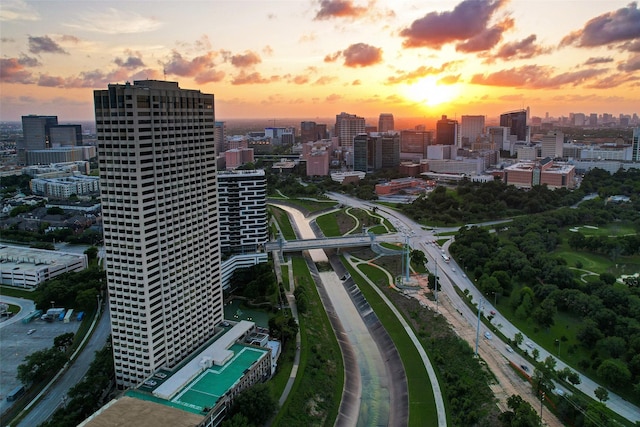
[
  {"left": 27, "top": 329, "right": 36, "bottom": 335},
  {"left": 505, "top": 345, "right": 514, "bottom": 353},
  {"left": 484, "top": 331, "right": 492, "bottom": 340},
  {"left": 525, "top": 341, "right": 534, "bottom": 349}
]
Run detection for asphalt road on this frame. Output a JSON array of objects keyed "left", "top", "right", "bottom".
[
  {"left": 16, "top": 302, "right": 111, "bottom": 427},
  {"left": 327, "top": 192, "right": 640, "bottom": 424}
]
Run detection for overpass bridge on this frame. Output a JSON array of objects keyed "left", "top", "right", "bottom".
[{"left": 264, "top": 233, "right": 405, "bottom": 253}]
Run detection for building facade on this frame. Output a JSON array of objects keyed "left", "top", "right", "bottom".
[
  {"left": 217, "top": 169, "right": 268, "bottom": 256},
  {"left": 500, "top": 109, "right": 528, "bottom": 142},
  {"left": 95, "top": 80, "right": 221, "bottom": 388},
  {"left": 460, "top": 115, "right": 484, "bottom": 147},
  {"left": 436, "top": 115, "right": 458, "bottom": 145},
  {"left": 378, "top": 113, "right": 394, "bottom": 132},
  {"left": 335, "top": 112, "right": 365, "bottom": 166},
  {"left": 540, "top": 131, "right": 564, "bottom": 159}
]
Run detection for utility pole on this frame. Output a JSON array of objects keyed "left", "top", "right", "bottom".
[{"left": 434, "top": 261, "right": 439, "bottom": 313}]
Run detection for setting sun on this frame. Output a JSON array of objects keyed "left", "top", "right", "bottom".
[{"left": 402, "top": 76, "right": 459, "bottom": 108}]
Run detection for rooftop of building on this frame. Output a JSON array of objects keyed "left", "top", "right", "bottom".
[
  {"left": 81, "top": 321, "right": 269, "bottom": 426},
  {"left": 0, "top": 245, "right": 86, "bottom": 272}
]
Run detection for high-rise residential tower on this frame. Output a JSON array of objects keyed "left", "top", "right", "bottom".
[
  {"left": 335, "top": 112, "right": 365, "bottom": 166},
  {"left": 541, "top": 131, "right": 564, "bottom": 159},
  {"left": 95, "top": 80, "right": 221, "bottom": 388},
  {"left": 378, "top": 113, "right": 394, "bottom": 132},
  {"left": 633, "top": 127, "right": 640, "bottom": 162}
]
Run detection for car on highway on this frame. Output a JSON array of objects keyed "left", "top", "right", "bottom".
[
  {"left": 505, "top": 345, "right": 514, "bottom": 353},
  {"left": 489, "top": 310, "right": 496, "bottom": 315},
  {"left": 484, "top": 331, "right": 492, "bottom": 340},
  {"left": 520, "top": 364, "right": 529, "bottom": 372}
]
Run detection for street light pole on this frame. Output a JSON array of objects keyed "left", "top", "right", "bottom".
[{"left": 540, "top": 391, "right": 545, "bottom": 426}]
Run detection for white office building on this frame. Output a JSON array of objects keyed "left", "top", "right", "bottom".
[{"left": 95, "top": 80, "right": 221, "bottom": 388}]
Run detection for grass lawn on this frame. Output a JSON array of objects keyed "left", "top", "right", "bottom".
[
  {"left": 368, "top": 225, "right": 389, "bottom": 235},
  {"left": 347, "top": 261, "right": 439, "bottom": 427},
  {"left": 269, "top": 206, "right": 297, "bottom": 240},
  {"left": 554, "top": 242, "right": 640, "bottom": 276},
  {"left": 1, "top": 285, "right": 36, "bottom": 299},
  {"left": 315, "top": 211, "right": 343, "bottom": 237}
]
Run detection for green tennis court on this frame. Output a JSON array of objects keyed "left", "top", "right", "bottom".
[{"left": 172, "top": 345, "right": 267, "bottom": 411}]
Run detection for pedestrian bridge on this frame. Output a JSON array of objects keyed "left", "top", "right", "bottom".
[{"left": 264, "top": 233, "right": 405, "bottom": 253}]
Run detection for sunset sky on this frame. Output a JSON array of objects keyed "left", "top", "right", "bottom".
[{"left": 1, "top": 0, "right": 639, "bottom": 123}]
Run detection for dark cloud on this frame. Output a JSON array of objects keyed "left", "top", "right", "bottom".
[
  {"left": 584, "top": 56, "right": 614, "bottom": 65},
  {"left": 386, "top": 62, "right": 457, "bottom": 84},
  {"left": 620, "top": 40, "right": 640, "bottom": 52},
  {"left": 561, "top": 2, "right": 640, "bottom": 48},
  {"left": 18, "top": 56, "right": 42, "bottom": 67},
  {"left": 314, "top": 0, "right": 367, "bottom": 20},
  {"left": 456, "top": 18, "right": 513, "bottom": 53},
  {"left": 470, "top": 65, "right": 607, "bottom": 88},
  {"left": 399, "top": 0, "right": 507, "bottom": 49},
  {"left": 28, "top": 35, "right": 68, "bottom": 55},
  {"left": 0, "top": 58, "right": 35, "bottom": 83},
  {"left": 485, "top": 34, "right": 552, "bottom": 62},
  {"left": 618, "top": 53, "right": 640, "bottom": 72},
  {"left": 231, "top": 71, "right": 278, "bottom": 85},
  {"left": 230, "top": 51, "right": 262, "bottom": 68},
  {"left": 38, "top": 74, "right": 66, "bottom": 87},
  {"left": 342, "top": 43, "right": 382, "bottom": 67},
  {"left": 114, "top": 52, "right": 145, "bottom": 69},
  {"left": 163, "top": 50, "right": 217, "bottom": 77}
]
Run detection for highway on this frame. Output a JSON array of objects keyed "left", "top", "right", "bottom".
[{"left": 326, "top": 192, "right": 640, "bottom": 424}]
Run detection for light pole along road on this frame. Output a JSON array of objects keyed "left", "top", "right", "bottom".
[{"left": 326, "top": 192, "right": 640, "bottom": 425}]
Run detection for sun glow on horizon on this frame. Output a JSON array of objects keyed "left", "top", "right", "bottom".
[{"left": 402, "top": 76, "right": 460, "bottom": 108}]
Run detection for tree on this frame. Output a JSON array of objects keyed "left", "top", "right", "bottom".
[
  {"left": 499, "top": 394, "right": 539, "bottom": 427},
  {"left": 597, "top": 359, "right": 632, "bottom": 387},
  {"left": 228, "top": 383, "right": 276, "bottom": 426},
  {"left": 594, "top": 386, "right": 609, "bottom": 402},
  {"left": 221, "top": 413, "right": 254, "bottom": 427},
  {"left": 17, "top": 347, "right": 67, "bottom": 385},
  {"left": 54, "top": 332, "right": 75, "bottom": 351},
  {"left": 532, "top": 348, "right": 539, "bottom": 362},
  {"left": 509, "top": 335, "right": 523, "bottom": 351},
  {"left": 84, "top": 246, "right": 99, "bottom": 262}
]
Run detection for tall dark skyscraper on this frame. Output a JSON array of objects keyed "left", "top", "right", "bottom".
[
  {"left": 500, "top": 109, "right": 528, "bottom": 141},
  {"left": 19, "top": 115, "right": 58, "bottom": 164},
  {"left": 378, "top": 113, "right": 394, "bottom": 132},
  {"left": 436, "top": 115, "right": 458, "bottom": 145},
  {"left": 95, "top": 80, "right": 221, "bottom": 388}
]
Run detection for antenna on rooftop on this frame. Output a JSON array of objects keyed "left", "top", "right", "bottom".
[{"left": 163, "top": 68, "right": 167, "bottom": 80}]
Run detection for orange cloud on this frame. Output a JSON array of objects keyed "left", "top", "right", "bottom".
[
  {"left": 0, "top": 57, "right": 37, "bottom": 83},
  {"left": 471, "top": 65, "right": 607, "bottom": 89},
  {"left": 314, "top": 0, "right": 367, "bottom": 20},
  {"left": 230, "top": 51, "right": 262, "bottom": 68},
  {"left": 386, "top": 61, "right": 457, "bottom": 84},
  {"left": 232, "top": 71, "right": 279, "bottom": 85},
  {"left": 483, "top": 34, "right": 552, "bottom": 62}
]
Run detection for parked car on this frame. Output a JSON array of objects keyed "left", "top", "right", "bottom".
[
  {"left": 525, "top": 341, "right": 534, "bottom": 349},
  {"left": 27, "top": 329, "right": 36, "bottom": 335}
]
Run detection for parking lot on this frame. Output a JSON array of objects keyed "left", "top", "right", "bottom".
[{"left": 0, "top": 314, "right": 80, "bottom": 415}]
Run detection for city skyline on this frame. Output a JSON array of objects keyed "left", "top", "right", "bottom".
[{"left": 1, "top": 0, "right": 639, "bottom": 121}]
